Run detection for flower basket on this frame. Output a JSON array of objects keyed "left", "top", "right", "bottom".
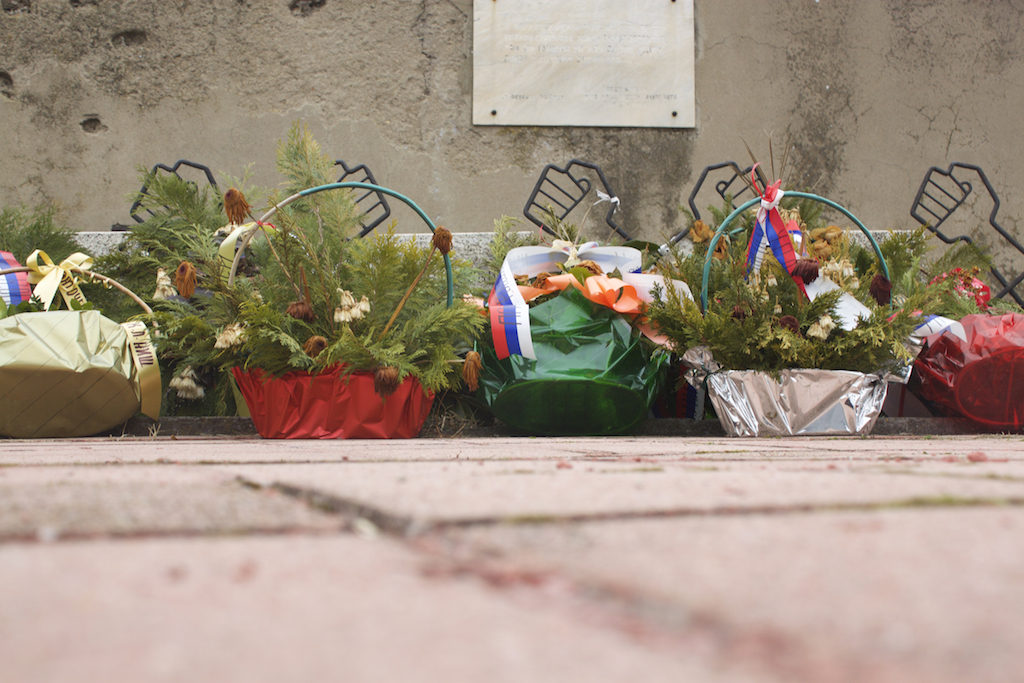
[
  {"left": 680, "top": 190, "right": 899, "bottom": 437},
  {"left": 480, "top": 244, "right": 672, "bottom": 436},
  {"left": 223, "top": 180, "right": 457, "bottom": 439},
  {"left": 232, "top": 366, "right": 434, "bottom": 439},
  {"left": 0, "top": 255, "right": 160, "bottom": 438}
]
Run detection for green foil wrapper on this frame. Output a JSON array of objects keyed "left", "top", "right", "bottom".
[
  {"left": 479, "top": 287, "right": 668, "bottom": 436},
  {"left": 0, "top": 310, "right": 147, "bottom": 438}
]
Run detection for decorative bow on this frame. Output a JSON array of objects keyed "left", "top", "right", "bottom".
[
  {"left": 25, "top": 250, "right": 93, "bottom": 310},
  {"left": 745, "top": 164, "right": 797, "bottom": 277}
]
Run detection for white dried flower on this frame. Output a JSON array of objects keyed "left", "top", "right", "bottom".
[
  {"left": 153, "top": 268, "right": 177, "bottom": 301},
  {"left": 168, "top": 366, "right": 205, "bottom": 400},
  {"left": 214, "top": 322, "right": 245, "bottom": 349},
  {"left": 807, "top": 315, "right": 836, "bottom": 340},
  {"left": 334, "top": 289, "right": 371, "bottom": 323}
]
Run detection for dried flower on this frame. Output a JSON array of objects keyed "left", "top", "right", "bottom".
[
  {"left": 286, "top": 300, "right": 315, "bottom": 322},
  {"left": 577, "top": 259, "right": 603, "bottom": 276},
  {"left": 175, "top": 261, "right": 198, "bottom": 299},
  {"left": 333, "top": 289, "right": 371, "bottom": 323},
  {"left": 153, "top": 268, "right": 177, "bottom": 301},
  {"left": 778, "top": 315, "right": 800, "bottom": 334},
  {"left": 807, "top": 314, "right": 836, "bottom": 340},
  {"left": 791, "top": 259, "right": 819, "bottom": 284},
  {"left": 169, "top": 366, "right": 204, "bottom": 400},
  {"left": 214, "top": 322, "right": 245, "bottom": 349},
  {"left": 432, "top": 227, "right": 453, "bottom": 255},
  {"left": 869, "top": 274, "right": 892, "bottom": 305},
  {"left": 303, "top": 335, "right": 328, "bottom": 357},
  {"left": 224, "top": 188, "right": 251, "bottom": 225},
  {"left": 373, "top": 365, "right": 401, "bottom": 397},
  {"left": 462, "top": 351, "right": 482, "bottom": 391},
  {"left": 690, "top": 219, "right": 713, "bottom": 244},
  {"left": 811, "top": 240, "right": 832, "bottom": 260},
  {"left": 821, "top": 258, "right": 858, "bottom": 289}
]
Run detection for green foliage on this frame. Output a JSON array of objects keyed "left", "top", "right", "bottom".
[
  {"left": 0, "top": 204, "right": 82, "bottom": 264},
  {"left": 143, "top": 122, "right": 486, "bottom": 410},
  {"left": 485, "top": 215, "right": 540, "bottom": 284}
]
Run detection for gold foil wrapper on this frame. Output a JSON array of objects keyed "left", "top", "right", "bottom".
[{"left": 0, "top": 310, "right": 159, "bottom": 438}]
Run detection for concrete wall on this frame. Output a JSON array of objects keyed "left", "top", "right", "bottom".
[{"left": 2, "top": 0, "right": 1023, "bottom": 275}]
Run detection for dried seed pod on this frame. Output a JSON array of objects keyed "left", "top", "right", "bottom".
[
  {"left": 461, "top": 351, "right": 482, "bottom": 392},
  {"left": 373, "top": 365, "right": 401, "bottom": 397},
  {"left": 432, "top": 227, "right": 453, "bottom": 255},
  {"left": 778, "top": 315, "right": 800, "bottom": 334},
  {"left": 870, "top": 274, "right": 892, "bottom": 306},
  {"left": 175, "top": 261, "right": 198, "bottom": 299},
  {"left": 224, "top": 188, "right": 251, "bottom": 225},
  {"left": 303, "top": 335, "right": 328, "bottom": 357},
  {"left": 286, "top": 300, "right": 315, "bottom": 322},
  {"left": 791, "top": 259, "right": 819, "bottom": 284}
]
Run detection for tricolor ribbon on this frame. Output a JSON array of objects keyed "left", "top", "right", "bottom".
[
  {"left": 487, "top": 245, "right": 690, "bottom": 359},
  {"left": 25, "top": 249, "right": 92, "bottom": 310},
  {"left": 0, "top": 251, "right": 32, "bottom": 306},
  {"left": 745, "top": 165, "right": 798, "bottom": 277}
]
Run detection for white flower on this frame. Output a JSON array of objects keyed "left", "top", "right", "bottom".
[
  {"left": 765, "top": 274, "right": 778, "bottom": 288},
  {"left": 214, "top": 322, "right": 245, "bottom": 349},
  {"left": 334, "top": 289, "right": 370, "bottom": 323},
  {"left": 773, "top": 304, "right": 783, "bottom": 315},
  {"left": 807, "top": 315, "right": 836, "bottom": 340},
  {"left": 152, "top": 268, "right": 177, "bottom": 301},
  {"left": 169, "top": 366, "right": 205, "bottom": 400}
]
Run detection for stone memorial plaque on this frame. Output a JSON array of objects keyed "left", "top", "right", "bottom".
[{"left": 473, "top": 0, "right": 695, "bottom": 128}]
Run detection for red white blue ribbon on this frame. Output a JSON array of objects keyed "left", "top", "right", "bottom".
[
  {"left": 487, "top": 245, "right": 643, "bottom": 359},
  {"left": 746, "top": 165, "right": 798, "bottom": 276},
  {"left": 0, "top": 251, "right": 31, "bottom": 306}
]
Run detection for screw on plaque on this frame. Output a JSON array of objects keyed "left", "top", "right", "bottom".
[
  {"left": 665, "top": 161, "right": 768, "bottom": 247},
  {"left": 523, "top": 159, "right": 630, "bottom": 240},
  {"left": 121, "top": 160, "right": 219, "bottom": 229},
  {"left": 910, "top": 162, "right": 1024, "bottom": 306},
  {"left": 333, "top": 160, "right": 392, "bottom": 237}
]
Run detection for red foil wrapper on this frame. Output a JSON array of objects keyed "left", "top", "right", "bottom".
[
  {"left": 913, "top": 313, "right": 1024, "bottom": 430},
  {"left": 232, "top": 366, "right": 434, "bottom": 439}
]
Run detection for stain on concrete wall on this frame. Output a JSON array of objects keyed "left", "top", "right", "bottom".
[{"left": 0, "top": 0, "right": 1022, "bottom": 278}]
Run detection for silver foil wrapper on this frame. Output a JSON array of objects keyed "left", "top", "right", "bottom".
[{"left": 681, "top": 346, "right": 889, "bottom": 437}]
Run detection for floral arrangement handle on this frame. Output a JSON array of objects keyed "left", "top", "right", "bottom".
[
  {"left": 227, "top": 181, "right": 454, "bottom": 307},
  {"left": 700, "top": 191, "right": 889, "bottom": 311}
]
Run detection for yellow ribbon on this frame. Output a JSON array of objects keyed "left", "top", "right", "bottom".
[
  {"left": 26, "top": 250, "right": 93, "bottom": 310},
  {"left": 217, "top": 222, "right": 278, "bottom": 283},
  {"left": 121, "top": 321, "right": 161, "bottom": 419}
]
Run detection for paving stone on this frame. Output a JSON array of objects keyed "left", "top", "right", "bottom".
[
  {"left": 0, "top": 466, "right": 341, "bottom": 540},
  {"left": 448, "top": 507, "right": 1024, "bottom": 683},
  {"left": 0, "top": 535, "right": 772, "bottom": 683}
]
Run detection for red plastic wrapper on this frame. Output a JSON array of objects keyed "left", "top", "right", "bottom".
[
  {"left": 232, "top": 366, "right": 434, "bottom": 439},
  {"left": 913, "top": 313, "right": 1024, "bottom": 430}
]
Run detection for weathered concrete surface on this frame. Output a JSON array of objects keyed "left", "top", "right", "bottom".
[
  {"left": 2, "top": 0, "right": 1023, "bottom": 280},
  {"left": 1, "top": 435, "right": 1023, "bottom": 681}
]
